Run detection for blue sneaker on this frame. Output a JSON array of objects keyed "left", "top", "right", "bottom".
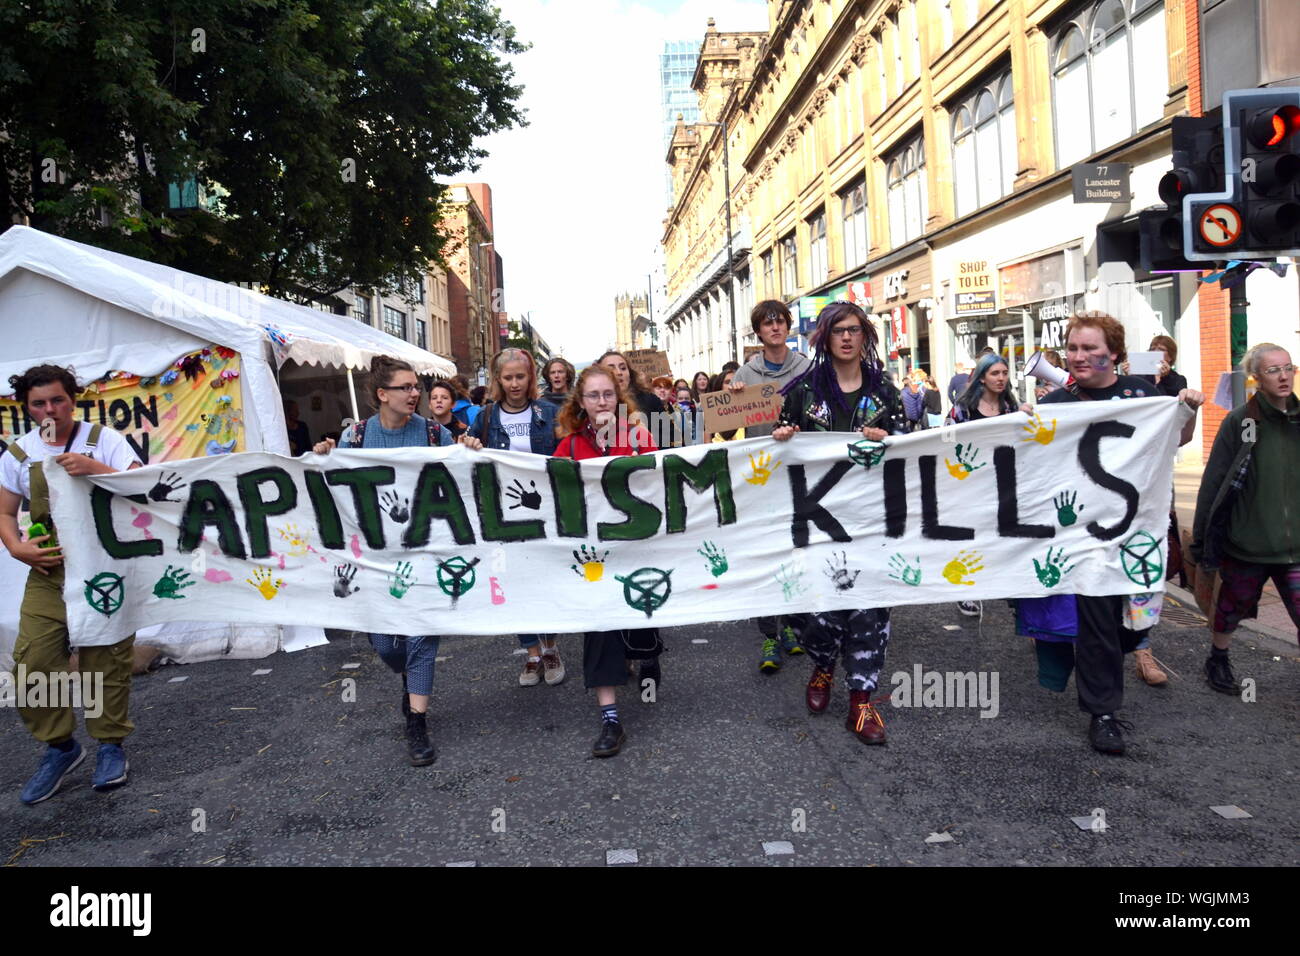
[
  {"left": 20, "top": 741, "right": 85, "bottom": 805},
  {"left": 91, "top": 743, "right": 129, "bottom": 792}
]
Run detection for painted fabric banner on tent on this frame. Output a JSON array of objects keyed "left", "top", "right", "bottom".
[
  {"left": 47, "top": 398, "right": 1189, "bottom": 646},
  {"left": 0, "top": 346, "right": 245, "bottom": 468}
]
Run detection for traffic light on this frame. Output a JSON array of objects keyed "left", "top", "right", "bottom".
[
  {"left": 1137, "top": 208, "right": 1197, "bottom": 272},
  {"left": 1158, "top": 116, "right": 1222, "bottom": 208},
  {"left": 1138, "top": 116, "right": 1223, "bottom": 271},
  {"left": 1239, "top": 101, "right": 1300, "bottom": 246},
  {"left": 1180, "top": 88, "right": 1300, "bottom": 261}
]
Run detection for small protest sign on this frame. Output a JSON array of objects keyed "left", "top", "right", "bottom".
[{"left": 699, "top": 383, "right": 783, "bottom": 434}]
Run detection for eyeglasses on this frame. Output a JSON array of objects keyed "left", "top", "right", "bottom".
[
  {"left": 829, "top": 325, "right": 865, "bottom": 338},
  {"left": 1260, "top": 364, "right": 1295, "bottom": 376},
  {"left": 381, "top": 384, "right": 421, "bottom": 393},
  {"left": 582, "top": 390, "right": 617, "bottom": 402}
]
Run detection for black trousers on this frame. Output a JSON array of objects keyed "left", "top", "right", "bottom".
[
  {"left": 1074, "top": 594, "right": 1125, "bottom": 715},
  {"left": 583, "top": 629, "right": 662, "bottom": 688}
]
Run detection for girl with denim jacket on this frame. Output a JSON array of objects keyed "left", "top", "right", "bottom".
[{"left": 467, "top": 349, "right": 566, "bottom": 686}]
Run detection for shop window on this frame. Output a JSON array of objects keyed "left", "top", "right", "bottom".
[{"left": 1051, "top": 0, "right": 1168, "bottom": 167}]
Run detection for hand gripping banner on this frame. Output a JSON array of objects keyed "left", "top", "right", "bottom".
[{"left": 46, "top": 398, "right": 1189, "bottom": 646}]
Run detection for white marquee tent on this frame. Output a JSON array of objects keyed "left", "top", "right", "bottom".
[{"left": 0, "top": 225, "right": 456, "bottom": 666}]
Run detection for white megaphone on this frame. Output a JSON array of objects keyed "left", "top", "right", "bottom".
[{"left": 1024, "top": 351, "right": 1070, "bottom": 388}]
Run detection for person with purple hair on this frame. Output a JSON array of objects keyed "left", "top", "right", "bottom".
[{"left": 771, "top": 301, "right": 905, "bottom": 745}]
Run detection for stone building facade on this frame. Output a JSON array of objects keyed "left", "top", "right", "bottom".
[{"left": 662, "top": 0, "right": 1300, "bottom": 460}]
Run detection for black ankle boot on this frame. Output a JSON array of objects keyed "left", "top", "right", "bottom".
[
  {"left": 592, "top": 719, "right": 625, "bottom": 758},
  {"left": 405, "top": 711, "right": 436, "bottom": 766}
]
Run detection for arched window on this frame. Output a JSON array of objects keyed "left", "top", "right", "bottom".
[
  {"left": 840, "top": 178, "right": 868, "bottom": 268},
  {"left": 887, "top": 131, "right": 927, "bottom": 247},
  {"left": 1052, "top": 0, "right": 1168, "bottom": 167},
  {"left": 998, "top": 75, "right": 1017, "bottom": 195},
  {"left": 949, "top": 68, "right": 1016, "bottom": 216}
]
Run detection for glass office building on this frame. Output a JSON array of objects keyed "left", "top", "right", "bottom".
[{"left": 661, "top": 40, "right": 701, "bottom": 205}]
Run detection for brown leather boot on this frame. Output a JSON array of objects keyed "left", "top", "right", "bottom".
[
  {"left": 1134, "top": 648, "right": 1168, "bottom": 686},
  {"left": 806, "top": 667, "right": 834, "bottom": 713},
  {"left": 846, "top": 690, "right": 886, "bottom": 745}
]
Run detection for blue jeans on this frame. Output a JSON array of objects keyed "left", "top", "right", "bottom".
[
  {"left": 369, "top": 633, "right": 440, "bottom": 697},
  {"left": 517, "top": 633, "right": 555, "bottom": 651}
]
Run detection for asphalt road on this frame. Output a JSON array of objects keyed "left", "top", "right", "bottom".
[{"left": 2, "top": 596, "right": 1297, "bottom": 867}]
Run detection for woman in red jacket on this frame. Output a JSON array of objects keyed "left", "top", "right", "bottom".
[{"left": 555, "top": 365, "right": 661, "bottom": 758}]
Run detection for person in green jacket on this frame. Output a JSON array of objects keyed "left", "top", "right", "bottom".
[{"left": 1191, "top": 344, "right": 1299, "bottom": 694}]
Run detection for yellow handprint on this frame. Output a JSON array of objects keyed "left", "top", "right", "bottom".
[
  {"left": 1021, "top": 413, "right": 1058, "bottom": 446},
  {"left": 942, "top": 550, "right": 985, "bottom": 586},
  {"left": 746, "top": 451, "right": 782, "bottom": 486},
  {"left": 571, "top": 545, "right": 608, "bottom": 582},
  {"left": 246, "top": 566, "right": 285, "bottom": 600},
  {"left": 944, "top": 443, "right": 985, "bottom": 480},
  {"left": 277, "top": 523, "right": 311, "bottom": 556}
]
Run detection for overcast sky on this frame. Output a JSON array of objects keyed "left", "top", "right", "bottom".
[{"left": 472, "top": 0, "right": 768, "bottom": 364}]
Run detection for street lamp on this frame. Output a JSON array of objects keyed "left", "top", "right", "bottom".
[{"left": 693, "top": 119, "right": 739, "bottom": 364}]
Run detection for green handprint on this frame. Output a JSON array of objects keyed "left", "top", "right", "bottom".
[
  {"left": 152, "top": 565, "right": 193, "bottom": 600},
  {"left": 1052, "top": 490, "right": 1085, "bottom": 527},
  {"left": 697, "top": 540, "right": 728, "bottom": 577},
  {"left": 389, "top": 561, "right": 416, "bottom": 599},
  {"left": 1033, "top": 547, "right": 1076, "bottom": 588},
  {"left": 847, "top": 439, "right": 887, "bottom": 470},
  {"left": 944, "top": 443, "right": 986, "bottom": 480},
  {"left": 887, "top": 554, "right": 922, "bottom": 587}
]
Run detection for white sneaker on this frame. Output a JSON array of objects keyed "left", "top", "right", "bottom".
[
  {"left": 957, "top": 601, "right": 982, "bottom": 618},
  {"left": 541, "top": 646, "right": 566, "bottom": 686},
  {"left": 519, "top": 656, "right": 542, "bottom": 687}
]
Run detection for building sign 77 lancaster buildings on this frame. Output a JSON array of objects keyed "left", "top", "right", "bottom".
[{"left": 1071, "top": 163, "right": 1132, "bottom": 203}]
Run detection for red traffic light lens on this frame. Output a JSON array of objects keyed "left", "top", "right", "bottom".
[{"left": 1249, "top": 104, "right": 1300, "bottom": 148}]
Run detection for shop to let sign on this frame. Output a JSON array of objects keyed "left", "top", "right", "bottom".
[{"left": 953, "top": 259, "right": 996, "bottom": 316}]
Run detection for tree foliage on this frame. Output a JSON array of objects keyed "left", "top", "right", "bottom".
[{"left": 0, "top": 0, "right": 526, "bottom": 304}]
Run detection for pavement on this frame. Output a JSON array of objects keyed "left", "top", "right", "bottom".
[{"left": 2, "top": 596, "right": 1297, "bottom": 867}]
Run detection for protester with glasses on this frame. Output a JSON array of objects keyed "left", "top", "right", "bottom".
[
  {"left": 771, "top": 302, "right": 905, "bottom": 745},
  {"left": 555, "top": 365, "right": 662, "bottom": 758},
  {"left": 312, "top": 355, "right": 477, "bottom": 767},
  {"left": 1192, "top": 345, "right": 1299, "bottom": 693}
]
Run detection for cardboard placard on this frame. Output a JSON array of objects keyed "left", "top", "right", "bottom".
[
  {"left": 699, "top": 383, "right": 783, "bottom": 434},
  {"left": 627, "top": 349, "right": 671, "bottom": 382}
]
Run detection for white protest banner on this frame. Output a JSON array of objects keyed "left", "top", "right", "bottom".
[
  {"left": 699, "top": 384, "right": 784, "bottom": 434},
  {"left": 46, "top": 398, "right": 1189, "bottom": 646}
]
